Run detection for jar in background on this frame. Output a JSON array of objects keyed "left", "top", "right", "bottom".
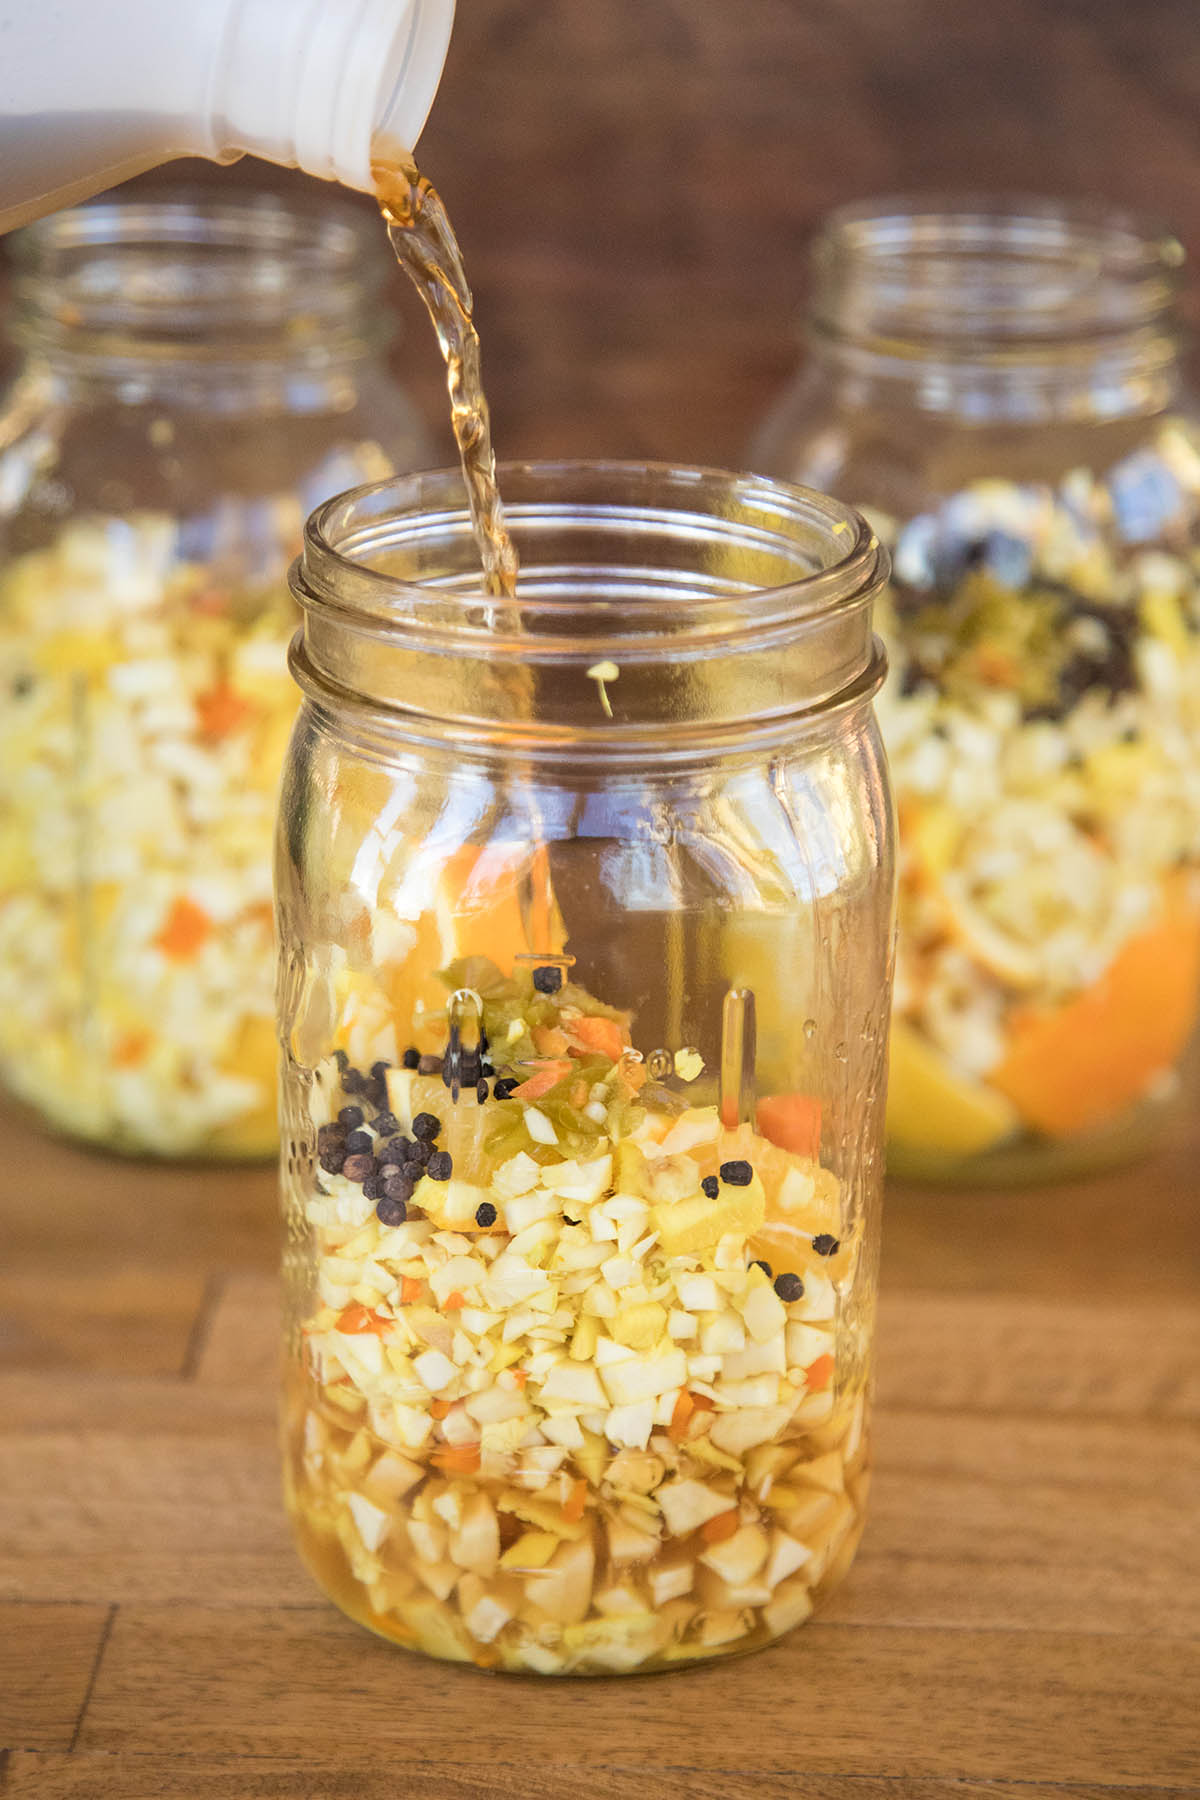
[
  {"left": 277, "top": 462, "right": 893, "bottom": 1673},
  {"left": 0, "top": 193, "right": 433, "bottom": 1157},
  {"left": 751, "top": 198, "right": 1200, "bottom": 1183}
]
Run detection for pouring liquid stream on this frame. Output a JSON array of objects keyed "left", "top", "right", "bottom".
[
  {"left": 373, "top": 154, "right": 563, "bottom": 959},
  {"left": 373, "top": 154, "right": 519, "bottom": 607}
]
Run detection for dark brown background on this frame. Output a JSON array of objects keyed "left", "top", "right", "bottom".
[{"left": 147, "top": 0, "right": 1200, "bottom": 469}]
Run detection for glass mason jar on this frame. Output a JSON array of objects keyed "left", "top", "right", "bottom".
[
  {"left": 751, "top": 197, "right": 1200, "bottom": 1183},
  {"left": 277, "top": 462, "right": 894, "bottom": 1674},
  {"left": 0, "top": 192, "right": 432, "bottom": 1158}
]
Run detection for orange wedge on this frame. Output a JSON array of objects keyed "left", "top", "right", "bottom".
[{"left": 991, "top": 878, "right": 1200, "bottom": 1137}]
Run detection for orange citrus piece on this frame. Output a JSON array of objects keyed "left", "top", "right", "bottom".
[{"left": 991, "top": 880, "right": 1200, "bottom": 1137}]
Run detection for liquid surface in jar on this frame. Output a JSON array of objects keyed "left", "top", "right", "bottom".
[
  {"left": 284, "top": 957, "right": 867, "bottom": 1673},
  {"left": 373, "top": 155, "right": 518, "bottom": 601}
]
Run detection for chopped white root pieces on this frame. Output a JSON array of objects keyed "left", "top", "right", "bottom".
[
  {"left": 657, "top": 1479, "right": 737, "bottom": 1537},
  {"left": 294, "top": 1021, "right": 869, "bottom": 1672},
  {"left": 347, "top": 1492, "right": 391, "bottom": 1553}
]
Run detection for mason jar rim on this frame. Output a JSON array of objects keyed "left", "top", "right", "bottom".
[
  {"left": 807, "top": 192, "right": 1184, "bottom": 356},
  {"left": 298, "top": 460, "right": 883, "bottom": 646},
  {"left": 289, "top": 460, "right": 889, "bottom": 758}
]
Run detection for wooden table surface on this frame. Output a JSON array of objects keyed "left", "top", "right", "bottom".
[{"left": 1, "top": 1080, "right": 1197, "bottom": 1799}]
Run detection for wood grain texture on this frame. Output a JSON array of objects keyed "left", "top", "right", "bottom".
[
  {"left": 0, "top": 1264, "right": 208, "bottom": 1376},
  {"left": 9, "top": 1759, "right": 1195, "bottom": 1800},
  {"left": 17, "top": 1766, "right": 1200, "bottom": 1800},
  {"left": 74, "top": 1606, "right": 1200, "bottom": 1784},
  {"left": 0, "top": 1605, "right": 113, "bottom": 1753}
]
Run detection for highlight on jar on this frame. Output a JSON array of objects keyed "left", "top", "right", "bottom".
[
  {"left": 877, "top": 428, "right": 1200, "bottom": 1179},
  {"left": 276, "top": 461, "right": 894, "bottom": 1674}
]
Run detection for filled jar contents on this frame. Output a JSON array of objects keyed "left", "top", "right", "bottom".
[
  {"left": 0, "top": 515, "right": 297, "bottom": 1154},
  {"left": 876, "top": 424, "right": 1200, "bottom": 1172},
  {"left": 286, "top": 957, "right": 866, "bottom": 1674},
  {"left": 0, "top": 195, "right": 427, "bottom": 1155},
  {"left": 749, "top": 199, "right": 1200, "bottom": 1177}
]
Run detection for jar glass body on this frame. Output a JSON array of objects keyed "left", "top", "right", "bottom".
[
  {"left": 276, "top": 463, "right": 894, "bottom": 1673},
  {"left": 751, "top": 199, "right": 1200, "bottom": 1183},
  {"left": 0, "top": 194, "right": 432, "bottom": 1158}
]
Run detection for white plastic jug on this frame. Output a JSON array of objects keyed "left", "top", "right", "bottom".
[{"left": 0, "top": 0, "right": 455, "bottom": 233}]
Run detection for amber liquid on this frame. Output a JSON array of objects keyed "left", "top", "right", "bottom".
[{"left": 374, "top": 156, "right": 519, "bottom": 603}]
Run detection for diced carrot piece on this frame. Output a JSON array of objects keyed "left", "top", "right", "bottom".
[
  {"left": 568, "top": 1014, "right": 627, "bottom": 1063},
  {"left": 562, "top": 1477, "right": 588, "bottom": 1523},
  {"left": 992, "top": 881, "right": 1200, "bottom": 1137},
  {"left": 432, "top": 1443, "right": 480, "bottom": 1475},
  {"left": 429, "top": 1399, "right": 451, "bottom": 1419},
  {"left": 154, "top": 896, "right": 213, "bottom": 960},
  {"left": 443, "top": 1291, "right": 466, "bottom": 1311},
  {"left": 512, "top": 1369, "right": 528, "bottom": 1389},
  {"left": 400, "top": 1277, "right": 424, "bottom": 1304},
  {"left": 195, "top": 682, "right": 253, "bottom": 741},
  {"left": 336, "top": 1304, "right": 389, "bottom": 1336},
  {"left": 668, "top": 1390, "right": 695, "bottom": 1443},
  {"left": 805, "top": 1353, "right": 836, "bottom": 1393},
  {"left": 113, "top": 1030, "right": 151, "bottom": 1068},
  {"left": 511, "top": 1059, "right": 573, "bottom": 1101},
  {"left": 190, "top": 586, "right": 233, "bottom": 617},
  {"left": 533, "top": 1025, "right": 571, "bottom": 1057},
  {"left": 700, "top": 1508, "right": 740, "bottom": 1544},
  {"left": 689, "top": 1390, "right": 716, "bottom": 1412},
  {"left": 756, "top": 1093, "right": 822, "bottom": 1158}
]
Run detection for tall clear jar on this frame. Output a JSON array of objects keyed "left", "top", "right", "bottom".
[
  {"left": 751, "top": 198, "right": 1200, "bottom": 1183},
  {"left": 277, "top": 461, "right": 894, "bottom": 1674},
  {"left": 0, "top": 192, "right": 432, "bottom": 1158}
]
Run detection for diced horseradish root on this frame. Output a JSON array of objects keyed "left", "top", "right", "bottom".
[{"left": 285, "top": 954, "right": 868, "bottom": 1670}]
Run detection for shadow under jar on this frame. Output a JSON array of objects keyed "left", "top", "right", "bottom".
[
  {"left": 276, "top": 461, "right": 894, "bottom": 1674},
  {"left": 751, "top": 197, "right": 1200, "bottom": 1183},
  {"left": 0, "top": 192, "right": 432, "bottom": 1158}
]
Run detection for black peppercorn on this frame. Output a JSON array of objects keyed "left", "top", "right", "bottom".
[
  {"left": 426, "top": 1150, "right": 453, "bottom": 1181},
  {"left": 337, "top": 1105, "right": 364, "bottom": 1130},
  {"left": 318, "top": 1146, "right": 346, "bottom": 1176},
  {"left": 701, "top": 1175, "right": 719, "bottom": 1199},
  {"left": 474, "top": 1201, "right": 498, "bottom": 1227},
  {"left": 376, "top": 1193, "right": 408, "bottom": 1227},
  {"left": 492, "top": 1078, "right": 519, "bottom": 1101},
  {"left": 750, "top": 1258, "right": 773, "bottom": 1279},
  {"left": 418, "top": 1053, "right": 443, "bottom": 1076},
  {"left": 774, "top": 1271, "right": 804, "bottom": 1303},
  {"left": 532, "top": 965, "right": 563, "bottom": 994},
  {"left": 344, "top": 1129, "right": 372, "bottom": 1155},
  {"left": 341, "top": 1152, "right": 377, "bottom": 1183},
  {"left": 719, "top": 1160, "right": 753, "bottom": 1187},
  {"left": 476, "top": 1079, "right": 489, "bottom": 1103},
  {"left": 411, "top": 1112, "right": 441, "bottom": 1142},
  {"left": 812, "top": 1233, "right": 840, "bottom": 1257},
  {"left": 402, "top": 1047, "right": 420, "bottom": 1070}
]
